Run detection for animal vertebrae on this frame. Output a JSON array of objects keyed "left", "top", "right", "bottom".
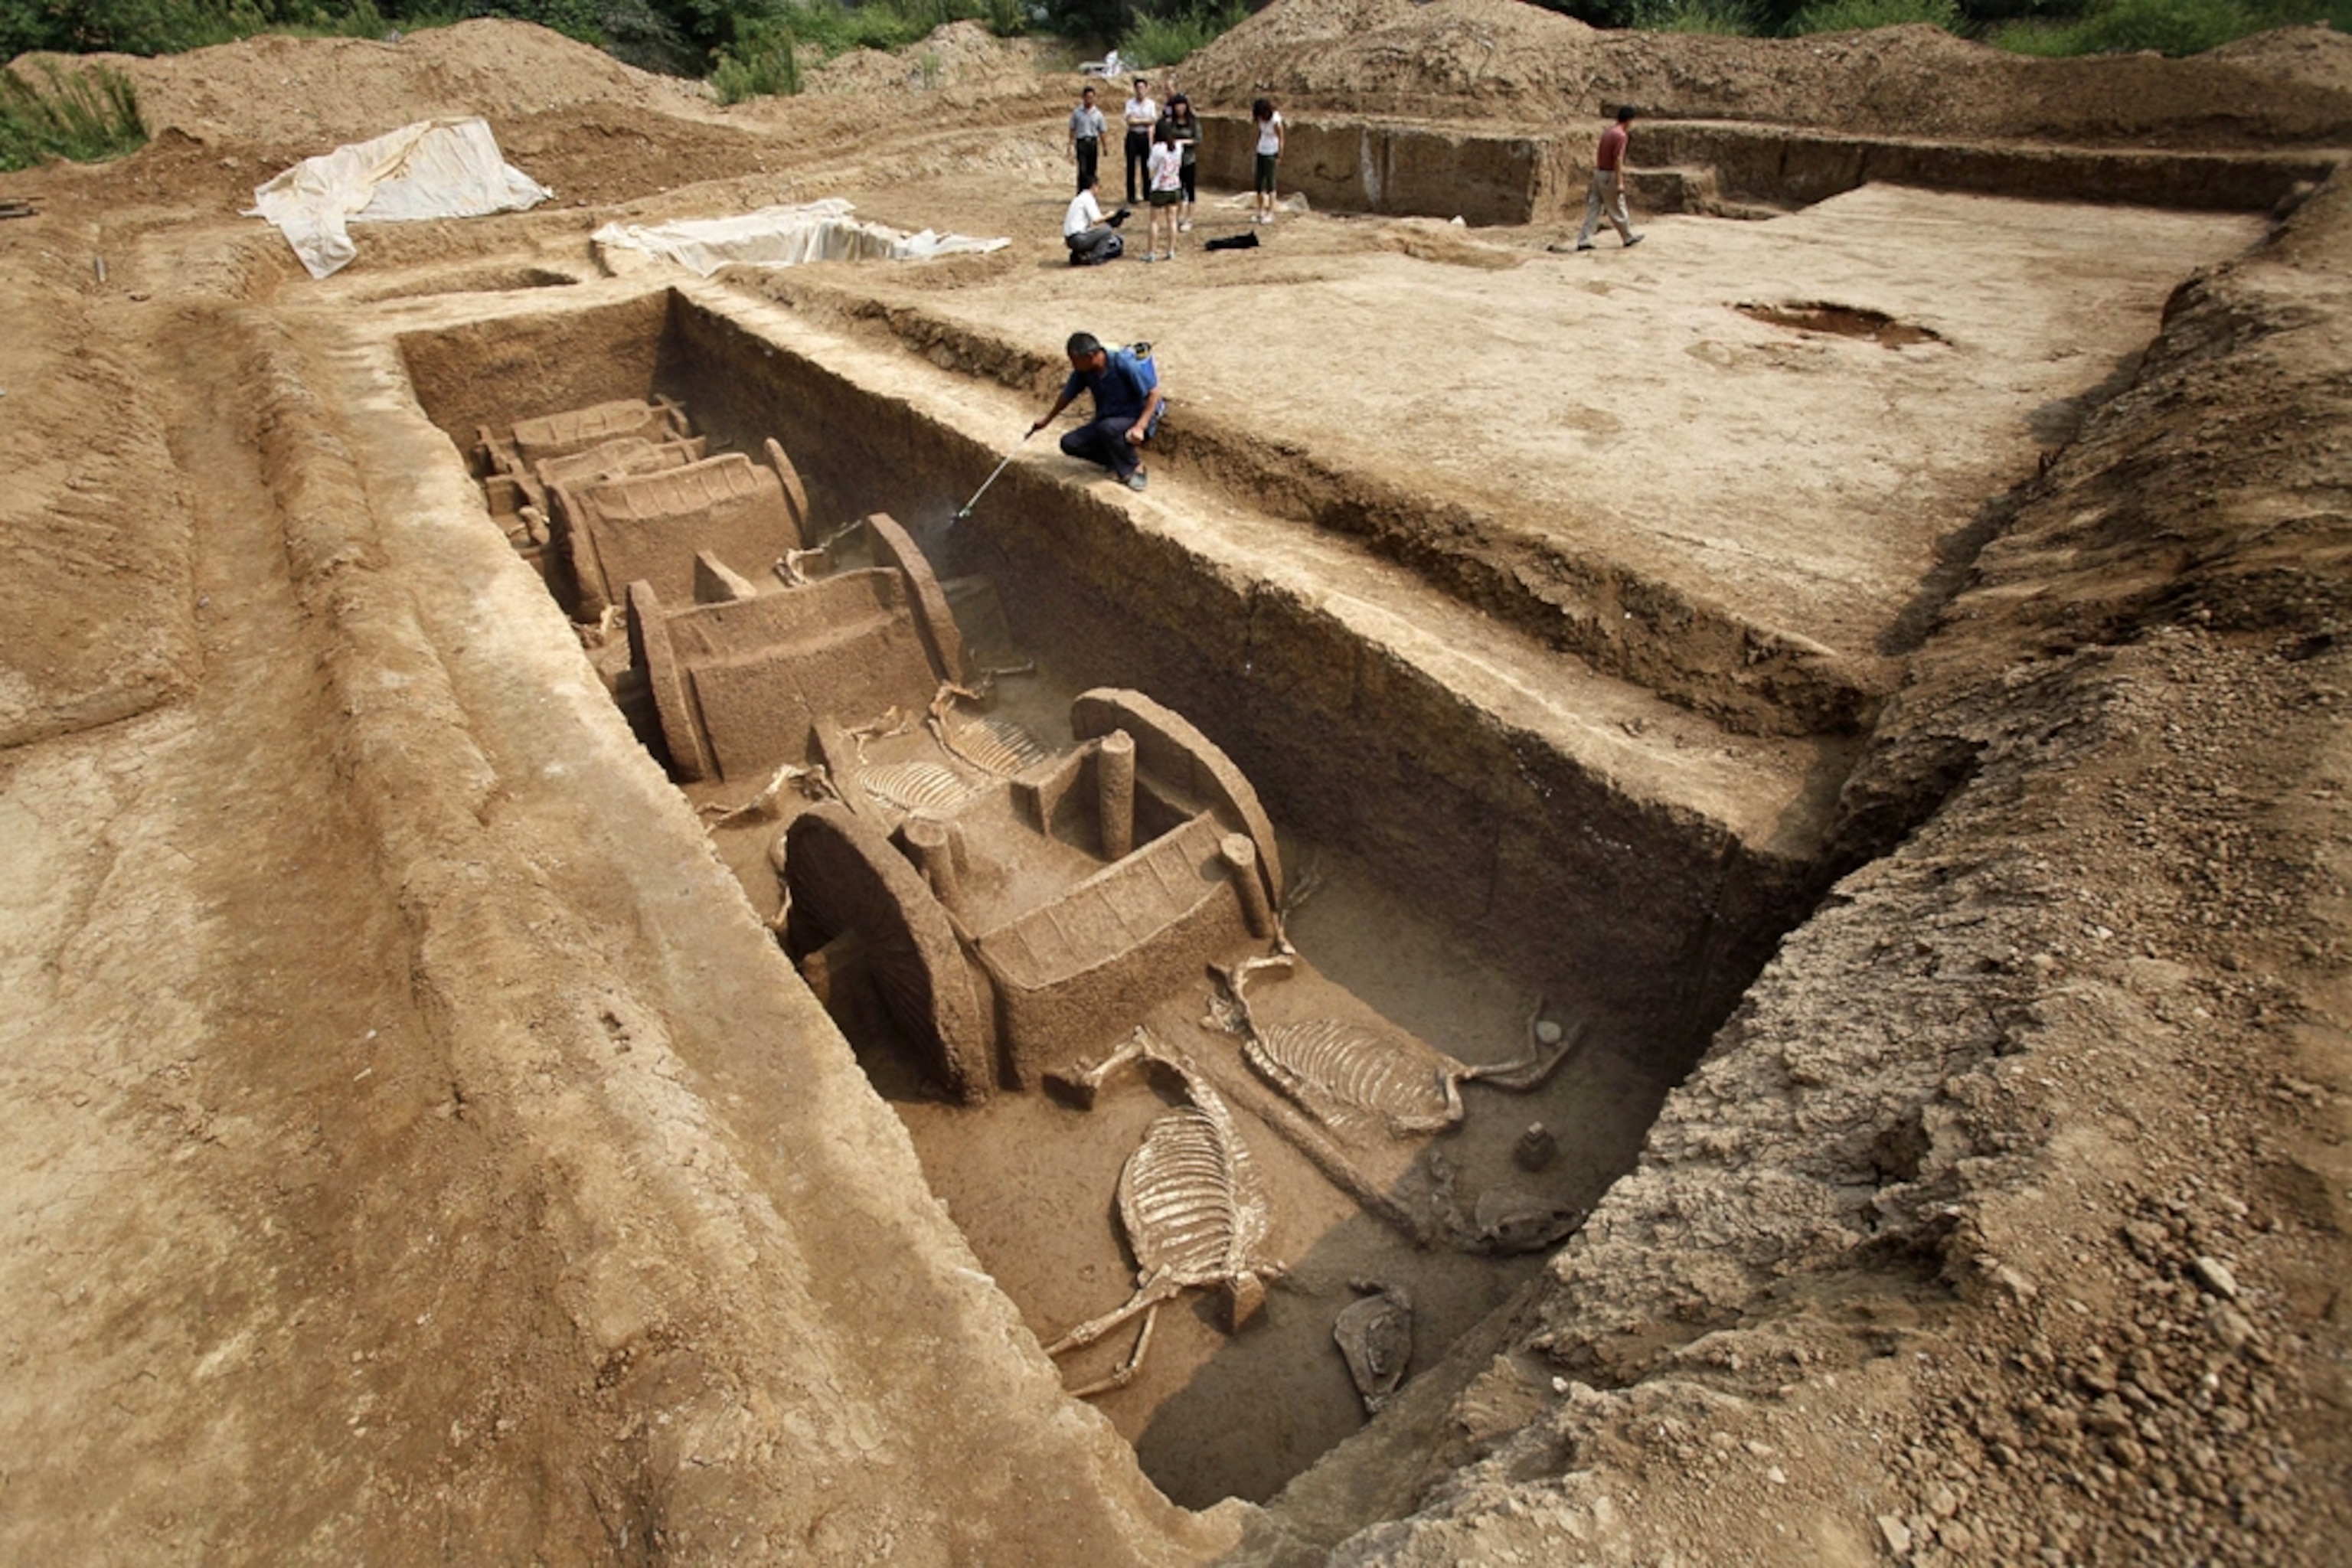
[
  {"left": 1119, "top": 1089, "right": 1270, "bottom": 1284},
  {"left": 858, "top": 760, "right": 978, "bottom": 813},
  {"left": 1214, "top": 949, "right": 1575, "bottom": 1139},
  {"left": 1243, "top": 1014, "right": 1469, "bottom": 1136},
  {"left": 1045, "top": 1028, "right": 1281, "bottom": 1398},
  {"left": 949, "top": 714, "right": 1052, "bottom": 777}
]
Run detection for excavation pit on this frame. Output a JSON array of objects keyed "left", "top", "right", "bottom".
[
  {"left": 9, "top": 13, "right": 2349, "bottom": 1558},
  {"left": 397, "top": 284, "right": 1828, "bottom": 1504}
]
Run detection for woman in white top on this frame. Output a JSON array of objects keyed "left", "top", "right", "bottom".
[
  {"left": 1142, "top": 123, "right": 1184, "bottom": 262},
  {"left": 1251, "top": 96, "right": 1285, "bottom": 224}
]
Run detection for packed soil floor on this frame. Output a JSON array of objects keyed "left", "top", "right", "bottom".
[{"left": 3, "top": 3, "right": 2350, "bottom": 1563}]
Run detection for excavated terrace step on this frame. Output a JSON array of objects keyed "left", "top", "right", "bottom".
[{"left": 678, "top": 281, "right": 1848, "bottom": 869}]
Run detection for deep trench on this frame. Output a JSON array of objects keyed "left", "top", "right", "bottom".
[{"left": 397, "top": 287, "right": 1830, "bottom": 1506}]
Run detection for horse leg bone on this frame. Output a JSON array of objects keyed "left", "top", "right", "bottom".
[
  {"left": 699, "top": 759, "right": 810, "bottom": 826},
  {"left": 1044, "top": 1025, "right": 1156, "bottom": 1108},
  {"left": 926, "top": 678, "right": 995, "bottom": 730},
  {"left": 1061, "top": 1298, "right": 1165, "bottom": 1400},
  {"left": 1465, "top": 1011, "right": 1585, "bottom": 1093},
  {"left": 1044, "top": 1275, "right": 1168, "bottom": 1357}
]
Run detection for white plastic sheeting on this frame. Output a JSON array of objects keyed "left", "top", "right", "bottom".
[
  {"left": 589, "top": 199, "right": 1008, "bottom": 276},
  {"left": 248, "top": 116, "right": 554, "bottom": 279}
]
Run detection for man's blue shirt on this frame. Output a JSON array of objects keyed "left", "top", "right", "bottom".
[{"left": 1062, "top": 352, "right": 1152, "bottom": 425}]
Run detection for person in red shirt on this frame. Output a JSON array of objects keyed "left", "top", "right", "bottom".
[{"left": 1573, "top": 106, "right": 1645, "bottom": 251}]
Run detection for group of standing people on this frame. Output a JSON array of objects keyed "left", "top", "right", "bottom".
[{"left": 1065, "top": 77, "right": 1285, "bottom": 263}]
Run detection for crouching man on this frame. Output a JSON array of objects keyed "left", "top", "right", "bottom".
[
  {"left": 1031, "top": 332, "right": 1162, "bottom": 493},
  {"left": 1063, "top": 176, "right": 1129, "bottom": 266}
]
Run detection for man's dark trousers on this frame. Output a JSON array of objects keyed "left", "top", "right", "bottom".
[
  {"left": 1062, "top": 416, "right": 1141, "bottom": 479},
  {"left": 1065, "top": 227, "right": 1120, "bottom": 265},
  {"left": 1075, "top": 136, "right": 1099, "bottom": 194},
  {"left": 1124, "top": 128, "right": 1150, "bottom": 204}
]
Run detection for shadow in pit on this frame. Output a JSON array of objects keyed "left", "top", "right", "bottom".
[
  {"left": 806, "top": 828, "right": 1681, "bottom": 1508},
  {"left": 1106, "top": 1013, "right": 1677, "bottom": 1509},
  {"left": 350, "top": 265, "right": 580, "bottom": 303},
  {"left": 1877, "top": 488, "right": 2021, "bottom": 662}
]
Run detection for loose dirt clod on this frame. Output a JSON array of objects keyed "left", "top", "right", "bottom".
[{"left": 1334, "top": 1280, "right": 1415, "bottom": 1415}]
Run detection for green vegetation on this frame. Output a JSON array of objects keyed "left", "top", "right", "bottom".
[
  {"left": 0, "top": 0, "right": 464, "bottom": 57},
  {"left": 706, "top": 0, "right": 1030, "bottom": 103},
  {"left": 709, "top": 12, "right": 798, "bottom": 99},
  {"left": 1117, "top": 0, "right": 1240, "bottom": 66},
  {"left": 0, "top": 59, "right": 145, "bottom": 170},
  {"left": 727, "top": 0, "right": 990, "bottom": 57},
  {"left": 1629, "top": 0, "right": 1765, "bottom": 32},
  {"left": 705, "top": 0, "right": 1250, "bottom": 103},
  {"left": 1986, "top": 0, "right": 2346, "bottom": 54},
  {"left": 1784, "top": 0, "right": 1961, "bottom": 32},
  {"left": 1542, "top": 0, "right": 2342, "bottom": 52}
]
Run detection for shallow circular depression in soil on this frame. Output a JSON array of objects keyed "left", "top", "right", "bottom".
[{"left": 1737, "top": 299, "right": 1947, "bottom": 348}]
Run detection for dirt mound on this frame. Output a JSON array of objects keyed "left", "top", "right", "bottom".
[
  {"left": 1183, "top": 0, "right": 2352, "bottom": 147},
  {"left": 36, "top": 19, "right": 725, "bottom": 153},
  {"left": 802, "top": 20, "right": 1069, "bottom": 97}
]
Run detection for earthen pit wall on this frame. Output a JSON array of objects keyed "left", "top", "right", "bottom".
[
  {"left": 743, "top": 274, "right": 1879, "bottom": 739},
  {"left": 652, "top": 293, "right": 1813, "bottom": 1056},
  {"left": 1197, "top": 114, "right": 1559, "bottom": 226},
  {"left": 1639, "top": 122, "right": 2347, "bottom": 213},
  {"left": 398, "top": 290, "right": 669, "bottom": 460},
  {"left": 1196, "top": 113, "right": 2341, "bottom": 224}
]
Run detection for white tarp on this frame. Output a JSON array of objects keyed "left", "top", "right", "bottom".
[
  {"left": 590, "top": 199, "right": 1008, "bottom": 276},
  {"left": 247, "top": 116, "right": 553, "bottom": 280}
]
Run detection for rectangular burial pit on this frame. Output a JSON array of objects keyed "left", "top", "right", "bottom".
[{"left": 400, "top": 288, "right": 1827, "bottom": 1508}]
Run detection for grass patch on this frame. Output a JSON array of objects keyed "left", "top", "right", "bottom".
[
  {"left": 0, "top": 61, "right": 149, "bottom": 172},
  {"left": 742, "top": 0, "right": 986, "bottom": 57},
  {"left": 1118, "top": 0, "right": 1243, "bottom": 67},
  {"left": 1988, "top": 0, "right": 2344, "bottom": 54},
  {"left": 708, "top": 0, "right": 1040, "bottom": 101},
  {"left": 1784, "top": 0, "right": 1962, "bottom": 32},
  {"left": 1630, "top": 0, "right": 1765, "bottom": 31},
  {"left": 0, "top": 0, "right": 456, "bottom": 56}
]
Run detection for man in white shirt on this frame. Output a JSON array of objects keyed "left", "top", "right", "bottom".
[
  {"left": 1121, "top": 77, "right": 1158, "bottom": 205},
  {"left": 1063, "top": 176, "right": 1125, "bottom": 266}
]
